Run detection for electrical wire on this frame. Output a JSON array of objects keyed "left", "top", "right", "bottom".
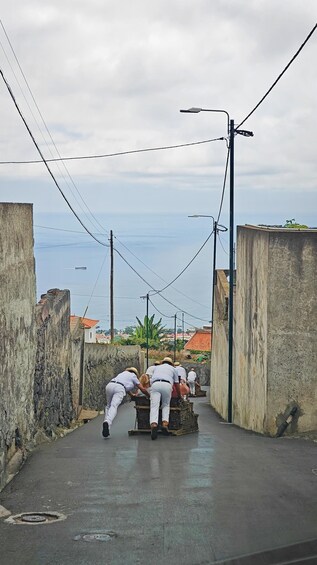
[
  {"left": 114, "top": 235, "right": 209, "bottom": 309},
  {"left": 114, "top": 246, "right": 210, "bottom": 322},
  {"left": 148, "top": 297, "right": 174, "bottom": 319},
  {"left": 218, "top": 233, "right": 229, "bottom": 256},
  {"left": 0, "top": 137, "right": 226, "bottom": 165},
  {"left": 0, "top": 68, "right": 108, "bottom": 247},
  {"left": 0, "top": 20, "right": 107, "bottom": 237},
  {"left": 34, "top": 224, "right": 99, "bottom": 235},
  {"left": 237, "top": 22, "right": 317, "bottom": 129},
  {"left": 153, "top": 229, "right": 214, "bottom": 295},
  {"left": 216, "top": 145, "right": 230, "bottom": 223},
  {"left": 81, "top": 249, "right": 109, "bottom": 318},
  {"left": 148, "top": 297, "right": 200, "bottom": 330}
]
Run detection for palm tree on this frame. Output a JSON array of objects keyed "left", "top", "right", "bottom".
[{"left": 133, "top": 315, "right": 166, "bottom": 349}]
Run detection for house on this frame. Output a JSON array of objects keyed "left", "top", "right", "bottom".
[
  {"left": 70, "top": 315, "right": 99, "bottom": 343},
  {"left": 184, "top": 326, "right": 212, "bottom": 352}
]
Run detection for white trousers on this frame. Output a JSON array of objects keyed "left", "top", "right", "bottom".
[
  {"left": 188, "top": 381, "right": 195, "bottom": 395},
  {"left": 150, "top": 381, "right": 172, "bottom": 425},
  {"left": 103, "top": 382, "right": 125, "bottom": 427}
]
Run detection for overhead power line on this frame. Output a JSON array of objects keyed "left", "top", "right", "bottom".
[
  {"left": 0, "top": 20, "right": 107, "bottom": 237},
  {"left": 114, "top": 234, "right": 209, "bottom": 309},
  {"left": 0, "top": 68, "right": 108, "bottom": 247},
  {"left": 237, "top": 22, "right": 317, "bottom": 129},
  {"left": 0, "top": 137, "right": 226, "bottom": 165},
  {"left": 114, "top": 246, "right": 210, "bottom": 322},
  {"left": 216, "top": 146, "right": 230, "bottom": 223},
  {"left": 153, "top": 229, "right": 214, "bottom": 295}
]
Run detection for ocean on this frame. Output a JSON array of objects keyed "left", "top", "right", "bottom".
[{"left": 33, "top": 210, "right": 317, "bottom": 330}]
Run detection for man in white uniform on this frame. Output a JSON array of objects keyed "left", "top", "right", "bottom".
[
  {"left": 102, "top": 367, "right": 150, "bottom": 438},
  {"left": 187, "top": 368, "right": 197, "bottom": 396},
  {"left": 150, "top": 357, "right": 181, "bottom": 440},
  {"left": 174, "top": 361, "right": 187, "bottom": 383},
  {"left": 146, "top": 360, "right": 161, "bottom": 380}
]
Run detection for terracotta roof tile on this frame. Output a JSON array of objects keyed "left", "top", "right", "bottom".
[
  {"left": 184, "top": 329, "right": 212, "bottom": 351},
  {"left": 70, "top": 315, "right": 99, "bottom": 329}
]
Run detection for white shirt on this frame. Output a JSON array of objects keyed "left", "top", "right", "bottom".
[
  {"left": 151, "top": 363, "right": 179, "bottom": 386},
  {"left": 176, "top": 366, "right": 187, "bottom": 382},
  {"left": 112, "top": 370, "right": 139, "bottom": 392},
  {"left": 187, "top": 370, "right": 197, "bottom": 383},
  {"left": 146, "top": 365, "right": 156, "bottom": 377}
]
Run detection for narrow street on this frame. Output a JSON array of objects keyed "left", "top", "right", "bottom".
[{"left": 0, "top": 391, "right": 316, "bottom": 565}]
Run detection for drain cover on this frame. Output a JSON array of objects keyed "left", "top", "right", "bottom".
[
  {"left": 5, "top": 511, "right": 67, "bottom": 525},
  {"left": 74, "top": 531, "right": 117, "bottom": 543},
  {"left": 21, "top": 514, "right": 47, "bottom": 523}
]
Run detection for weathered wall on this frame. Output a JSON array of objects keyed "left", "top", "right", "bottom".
[
  {"left": 70, "top": 318, "right": 84, "bottom": 416},
  {"left": 210, "top": 270, "right": 231, "bottom": 419},
  {"left": 234, "top": 226, "right": 317, "bottom": 436},
  {"left": 84, "top": 344, "right": 143, "bottom": 410},
  {"left": 234, "top": 227, "right": 269, "bottom": 433},
  {"left": 34, "top": 289, "right": 75, "bottom": 436},
  {"left": 0, "top": 203, "right": 36, "bottom": 490},
  {"left": 266, "top": 230, "right": 317, "bottom": 435}
]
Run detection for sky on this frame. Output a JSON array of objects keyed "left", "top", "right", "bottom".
[{"left": 0, "top": 1, "right": 317, "bottom": 328}]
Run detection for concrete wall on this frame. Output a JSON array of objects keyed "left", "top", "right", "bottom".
[
  {"left": 0, "top": 203, "right": 37, "bottom": 490},
  {"left": 234, "top": 228, "right": 269, "bottom": 433},
  {"left": 84, "top": 344, "right": 143, "bottom": 410},
  {"left": 235, "top": 226, "right": 317, "bottom": 436},
  {"left": 210, "top": 270, "right": 231, "bottom": 419},
  {"left": 266, "top": 229, "right": 317, "bottom": 434},
  {"left": 34, "top": 289, "right": 75, "bottom": 436}
]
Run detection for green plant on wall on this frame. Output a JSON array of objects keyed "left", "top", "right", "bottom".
[{"left": 284, "top": 219, "right": 308, "bottom": 229}]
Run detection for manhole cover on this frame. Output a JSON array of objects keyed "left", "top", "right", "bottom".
[
  {"left": 5, "top": 511, "right": 67, "bottom": 525},
  {"left": 74, "top": 531, "right": 117, "bottom": 543},
  {"left": 21, "top": 514, "right": 47, "bottom": 523}
]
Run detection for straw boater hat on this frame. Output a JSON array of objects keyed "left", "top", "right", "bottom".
[
  {"left": 126, "top": 367, "right": 139, "bottom": 377},
  {"left": 174, "top": 361, "right": 180, "bottom": 366},
  {"left": 162, "top": 357, "right": 173, "bottom": 365}
]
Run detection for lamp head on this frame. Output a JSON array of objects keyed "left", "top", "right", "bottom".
[{"left": 180, "top": 107, "right": 202, "bottom": 113}]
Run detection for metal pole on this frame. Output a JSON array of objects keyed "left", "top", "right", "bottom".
[
  {"left": 174, "top": 313, "right": 177, "bottom": 362},
  {"left": 110, "top": 230, "right": 114, "bottom": 343},
  {"left": 146, "top": 293, "right": 149, "bottom": 368},
  {"left": 211, "top": 219, "right": 217, "bottom": 353},
  {"left": 182, "top": 312, "right": 185, "bottom": 348},
  {"left": 228, "top": 119, "right": 235, "bottom": 423}
]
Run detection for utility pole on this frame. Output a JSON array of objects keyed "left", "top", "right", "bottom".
[
  {"left": 146, "top": 292, "right": 149, "bottom": 369},
  {"left": 110, "top": 230, "right": 114, "bottom": 343},
  {"left": 228, "top": 120, "right": 234, "bottom": 423},
  {"left": 174, "top": 313, "right": 177, "bottom": 362},
  {"left": 182, "top": 312, "right": 185, "bottom": 348}
]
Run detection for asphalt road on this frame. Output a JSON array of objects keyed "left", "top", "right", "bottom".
[{"left": 0, "top": 392, "right": 316, "bottom": 565}]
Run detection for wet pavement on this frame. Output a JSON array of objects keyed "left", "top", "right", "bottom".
[{"left": 0, "top": 391, "right": 316, "bottom": 564}]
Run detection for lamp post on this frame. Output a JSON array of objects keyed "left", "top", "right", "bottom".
[
  {"left": 140, "top": 290, "right": 158, "bottom": 369},
  {"left": 181, "top": 107, "right": 253, "bottom": 423},
  {"left": 173, "top": 311, "right": 183, "bottom": 362},
  {"left": 188, "top": 215, "right": 227, "bottom": 352}
]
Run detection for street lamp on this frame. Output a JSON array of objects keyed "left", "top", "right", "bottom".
[
  {"left": 181, "top": 107, "right": 253, "bottom": 423},
  {"left": 188, "top": 215, "right": 227, "bottom": 352}
]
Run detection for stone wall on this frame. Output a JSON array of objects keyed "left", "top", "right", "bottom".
[
  {"left": 70, "top": 317, "right": 85, "bottom": 416},
  {"left": 84, "top": 344, "right": 143, "bottom": 410},
  {"left": 0, "top": 203, "right": 37, "bottom": 490},
  {"left": 34, "top": 289, "right": 75, "bottom": 436}
]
